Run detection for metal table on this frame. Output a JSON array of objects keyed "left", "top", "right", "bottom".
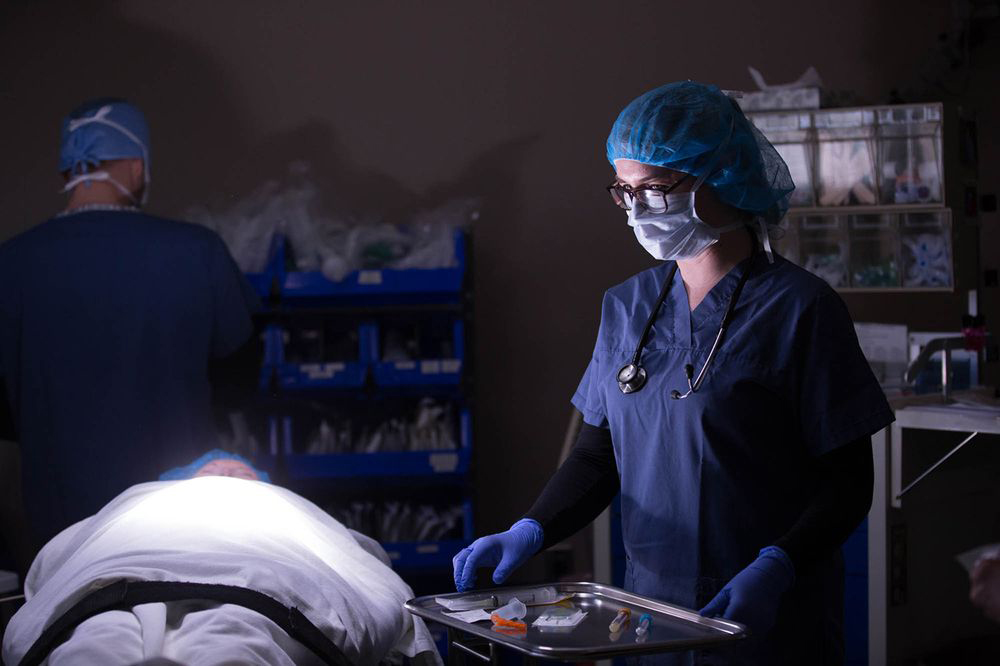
[
  {"left": 869, "top": 402, "right": 1000, "bottom": 665},
  {"left": 405, "top": 582, "right": 746, "bottom": 664}
]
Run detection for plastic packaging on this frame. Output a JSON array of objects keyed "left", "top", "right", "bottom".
[
  {"left": 877, "top": 105, "right": 943, "bottom": 205},
  {"left": 187, "top": 162, "right": 477, "bottom": 279},
  {"left": 435, "top": 596, "right": 495, "bottom": 612},
  {"left": 899, "top": 211, "right": 952, "bottom": 288},
  {"left": 533, "top": 606, "right": 588, "bottom": 629},
  {"left": 446, "top": 609, "right": 492, "bottom": 623},
  {"left": 814, "top": 109, "right": 878, "bottom": 206},
  {"left": 848, "top": 214, "right": 899, "bottom": 287},
  {"left": 800, "top": 215, "right": 848, "bottom": 287},
  {"left": 302, "top": 398, "right": 457, "bottom": 455},
  {"left": 492, "top": 598, "right": 527, "bottom": 622},
  {"left": 492, "top": 598, "right": 528, "bottom": 631}
]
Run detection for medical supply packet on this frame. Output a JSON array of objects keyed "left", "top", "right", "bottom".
[{"left": 532, "top": 606, "right": 588, "bottom": 629}]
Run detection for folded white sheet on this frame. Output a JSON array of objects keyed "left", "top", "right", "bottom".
[{"left": 2, "top": 478, "right": 441, "bottom": 666}]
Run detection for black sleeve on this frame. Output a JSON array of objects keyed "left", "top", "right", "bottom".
[
  {"left": 208, "top": 321, "right": 264, "bottom": 411},
  {"left": 524, "top": 422, "right": 620, "bottom": 549},
  {"left": 775, "top": 436, "right": 874, "bottom": 574}
]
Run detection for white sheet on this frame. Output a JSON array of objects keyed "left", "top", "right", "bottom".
[{"left": 2, "top": 477, "right": 442, "bottom": 666}]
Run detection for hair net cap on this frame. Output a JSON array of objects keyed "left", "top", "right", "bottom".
[
  {"left": 607, "top": 81, "right": 794, "bottom": 226},
  {"left": 59, "top": 98, "right": 150, "bottom": 175},
  {"left": 159, "top": 449, "right": 271, "bottom": 483}
]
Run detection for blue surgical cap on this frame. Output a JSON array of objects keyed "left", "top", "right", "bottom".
[
  {"left": 159, "top": 449, "right": 271, "bottom": 483},
  {"left": 59, "top": 98, "right": 150, "bottom": 176},
  {"left": 607, "top": 81, "right": 794, "bottom": 227}
]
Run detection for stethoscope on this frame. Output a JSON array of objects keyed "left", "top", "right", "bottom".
[{"left": 617, "top": 245, "right": 757, "bottom": 398}]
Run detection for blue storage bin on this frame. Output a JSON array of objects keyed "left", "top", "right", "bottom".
[
  {"left": 284, "top": 448, "right": 471, "bottom": 479},
  {"left": 259, "top": 322, "right": 374, "bottom": 391},
  {"left": 275, "top": 407, "right": 471, "bottom": 478},
  {"left": 383, "top": 539, "right": 470, "bottom": 570},
  {"left": 244, "top": 234, "right": 286, "bottom": 301},
  {"left": 381, "top": 502, "right": 473, "bottom": 570},
  {"left": 372, "top": 319, "right": 464, "bottom": 386},
  {"left": 277, "top": 361, "right": 367, "bottom": 390},
  {"left": 281, "top": 230, "right": 466, "bottom": 304}
]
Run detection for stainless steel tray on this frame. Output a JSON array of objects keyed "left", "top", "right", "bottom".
[{"left": 405, "top": 582, "right": 746, "bottom": 661}]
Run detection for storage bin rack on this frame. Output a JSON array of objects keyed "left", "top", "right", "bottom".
[
  {"left": 246, "top": 229, "right": 474, "bottom": 576},
  {"left": 748, "top": 103, "right": 953, "bottom": 292}
]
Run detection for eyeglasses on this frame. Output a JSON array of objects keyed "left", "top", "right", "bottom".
[{"left": 607, "top": 176, "right": 689, "bottom": 213}]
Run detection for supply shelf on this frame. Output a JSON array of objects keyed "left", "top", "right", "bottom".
[
  {"left": 372, "top": 318, "right": 465, "bottom": 386},
  {"left": 773, "top": 207, "right": 953, "bottom": 291},
  {"left": 259, "top": 316, "right": 467, "bottom": 390},
  {"left": 246, "top": 230, "right": 467, "bottom": 305},
  {"left": 242, "top": 227, "right": 474, "bottom": 606},
  {"left": 264, "top": 407, "right": 472, "bottom": 479},
  {"left": 282, "top": 448, "right": 471, "bottom": 479},
  {"left": 750, "top": 102, "right": 954, "bottom": 294},
  {"left": 383, "top": 539, "right": 470, "bottom": 571},
  {"left": 273, "top": 362, "right": 368, "bottom": 390}
]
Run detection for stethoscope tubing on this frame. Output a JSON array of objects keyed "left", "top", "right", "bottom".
[{"left": 618, "top": 244, "right": 757, "bottom": 397}]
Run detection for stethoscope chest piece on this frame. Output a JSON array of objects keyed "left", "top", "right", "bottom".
[{"left": 617, "top": 363, "right": 648, "bottom": 394}]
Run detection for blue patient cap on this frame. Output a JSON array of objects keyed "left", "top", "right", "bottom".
[
  {"left": 606, "top": 81, "right": 794, "bottom": 226},
  {"left": 59, "top": 98, "right": 151, "bottom": 176},
  {"left": 159, "top": 449, "right": 271, "bottom": 483}
]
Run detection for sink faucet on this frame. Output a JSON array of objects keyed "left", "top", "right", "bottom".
[{"left": 905, "top": 335, "right": 993, "bottom": 401}]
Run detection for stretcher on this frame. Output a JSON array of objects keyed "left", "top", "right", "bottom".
[{"left": 405, "top": 582, "right": 746, "bottom": 664}]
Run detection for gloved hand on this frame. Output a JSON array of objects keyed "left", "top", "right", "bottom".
[
  {"left": 452, "top": 519, "right": 544, "bottom": 592},
  {"left": 699, "top": 546, "right": 795, "bottom": 635}
]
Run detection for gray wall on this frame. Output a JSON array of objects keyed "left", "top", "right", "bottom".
[{"left": 1, "top": 1, "right": 993, "bottom": 536}]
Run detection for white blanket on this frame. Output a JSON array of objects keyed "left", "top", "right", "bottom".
[{"left": 2, "top": 478, "right": 441, "bottom": 666}]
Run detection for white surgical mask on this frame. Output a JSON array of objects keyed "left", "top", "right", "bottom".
[
  {"left": 627, "top": 189, "right": 744, "bottom": 261},
  {"left": 62, "top": 170, "right": 140, "bottom": 206}
]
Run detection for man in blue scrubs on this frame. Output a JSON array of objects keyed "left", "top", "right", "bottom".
[
  {"left": 454, "top": 82, "right": 893, "bottom": 665},
  {"left": 0, "top": 98, "right": 259, "bottom": 548}
]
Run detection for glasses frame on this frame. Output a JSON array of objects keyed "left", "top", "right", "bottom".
[{"left": 606, "top": 175, "right": 690, "bottom": 212}]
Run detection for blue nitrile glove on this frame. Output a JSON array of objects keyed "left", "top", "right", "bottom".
[
  {"left": 699, "top": 546, "right": 795, "bottom": 635},
  {"left": 452, "top": 519, "right": 544, "bottom": 592}
]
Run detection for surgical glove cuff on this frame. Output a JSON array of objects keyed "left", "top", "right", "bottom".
[
  {"left": 511, "top": 519, "right": 545, "bottom": 555},
  {"left": 757, "top": 545, "right": 796, "bottom": 589}
]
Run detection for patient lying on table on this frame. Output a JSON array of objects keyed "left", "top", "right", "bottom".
[{"left": 2, "top": 451, "right": 440, "bottom": 666}]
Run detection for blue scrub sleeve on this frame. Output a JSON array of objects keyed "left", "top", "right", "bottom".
[
  {"left": 571, "top": 357, "right": 608, "bottom": 428},
  {"left": 208, "top": 235, "right": 259, "bottom": 359},
  {"left": 571, "top": 298, "right": 612, "bottom": 428},
  {"left": 795, "top": 291, "right": 894, "bottom": 456}
]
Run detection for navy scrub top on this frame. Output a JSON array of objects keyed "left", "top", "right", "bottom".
[
  {"left": 0, "top": 210, "right": 259, "bottom": 543},
  {"left": 572, "top": 254, "right": 894, "bottom": 665}
]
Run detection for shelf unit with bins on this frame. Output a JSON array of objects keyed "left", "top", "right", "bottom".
[
  {"left": 748, "top": 103, "right": 954, "bottom": 293},
  {"left": 245, "top": 229, "right": 474, "bottom": 578}
]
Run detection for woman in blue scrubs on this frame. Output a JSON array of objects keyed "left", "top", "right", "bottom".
[{"left": 453, "top": 82, "right": 894, "bottom": 665}]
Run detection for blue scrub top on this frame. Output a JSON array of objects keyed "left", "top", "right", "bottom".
[
  {"left": 0, "top": 210, "right": 258, "bottom": 543},
  {"left": 573, "top": 254, "right": 893, "bottom": 664}
]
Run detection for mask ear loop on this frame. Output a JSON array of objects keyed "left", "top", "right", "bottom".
[{"left": 757, "top": 218, "right": 774, "bottom": 263}]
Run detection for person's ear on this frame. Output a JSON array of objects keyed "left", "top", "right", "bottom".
[{"left": 130, "top": 158, "right": 144, "bottom": 190}]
